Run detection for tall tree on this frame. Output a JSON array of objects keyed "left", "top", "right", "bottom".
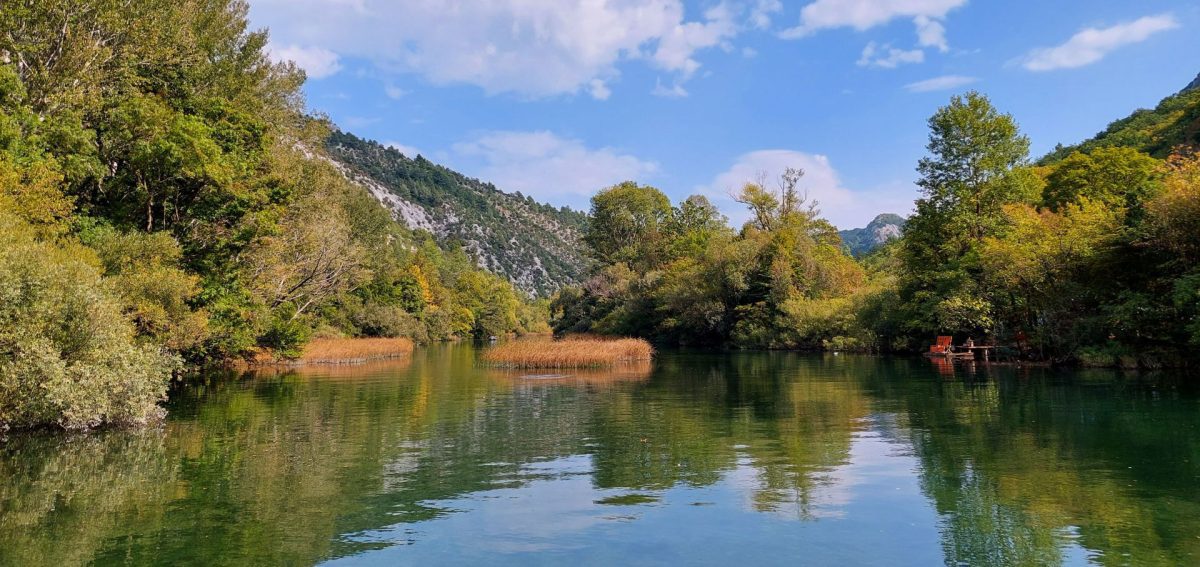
[
  {"left": 911, "top": 91, "right": 1032, "bottom": 249},
  {"left": 583, "top": 181, "right": 672, "bottom": 269}
]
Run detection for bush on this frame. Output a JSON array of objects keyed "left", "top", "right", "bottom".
[
  {"left": 257, "top": 312, "right": 313, "bottom": 359},
  {"left": 0, "top": 213, "right": 178, "bottom": 430},
  {"left": 81, "top": 226, "right": 209, "bottom": 353},
  {"left": 352, "top": 302, "right": 429, "bottom": 343}
]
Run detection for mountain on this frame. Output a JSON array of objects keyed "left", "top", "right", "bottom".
[
  {"left": 1042, "top": 72, "right": 1200, "bottom": 162},
  {"left": 839, "top": 214, "right": 906, "bottom": 257},
  {"left": 1184, "top": 71, "right": 1200, "bottom": 94},
  {"left": 325, "top": 131, "right": 589, "bottom": 296}
]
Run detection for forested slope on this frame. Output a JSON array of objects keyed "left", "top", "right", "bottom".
[
  {"left": 1042, "top": 72, "right": 1200, "bottom": 162},
  {"left": 326, "top": 132, "right": 588, "bottom": 296}
]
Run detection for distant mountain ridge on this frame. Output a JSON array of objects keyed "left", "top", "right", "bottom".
[
  {"left": 838, "top": 213, "right": 906, "bottom": 257},
  {"left": 326, "top": 131, "right": 589, "bottom": 296}
]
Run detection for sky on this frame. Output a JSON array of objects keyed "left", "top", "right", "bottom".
[{"left": 247, "top": 0, "right": 1199, "bottom": 230}]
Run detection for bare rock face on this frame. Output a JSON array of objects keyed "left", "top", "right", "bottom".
[
  {"left": 325, "top": 131, "right": 589, "bottom": 297},
  {"left": 838, "top": 214, "right": 906, "bottom": 257}
]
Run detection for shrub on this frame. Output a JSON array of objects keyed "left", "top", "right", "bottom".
[
  {"left": 351, "top": 302, "right": 428, "bottom": 343},
  {"left": 81, "top": 226, "right": 209, "bottom": 352},
  {"left": 0, "top": 213, "right": 178, "bottom": 430}
]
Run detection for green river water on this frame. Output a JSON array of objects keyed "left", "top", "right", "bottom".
[{"left": 2, "top": 346, "right": 1198, "bottom": 566}]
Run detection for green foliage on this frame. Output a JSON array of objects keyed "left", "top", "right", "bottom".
[
  {"left": 585, "top": 181, "right": 674, "bottom": 269},
  {"left": 81, "top": 226, "right": 210, "bottom": 353},
  {"left": 558, "top": 169, "right": 868, "bottom": 350},
  {"left": 0, "top": 212, "right": 178, "bottom": 430},
  {"left": 0, "top": 0, "right": 553, "bottom": 427},
  {"left": 868, "top": 92, "right": 1200, "bottom": 366},
  {"left": 1042, "top": 147, "right": 1164, "bottom": 223},
  {"left": 912, "top": 91, "right": 1031, "bottom": 249},
  {"left": 1042, "top": 82, "right": 1200, "bottom": 161}
]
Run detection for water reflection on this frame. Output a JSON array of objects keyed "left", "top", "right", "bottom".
[{"left": 1, "top": 347, "right": 1197, "bottom": 566}]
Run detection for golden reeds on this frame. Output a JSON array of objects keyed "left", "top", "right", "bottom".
[
  {"left": 250, "top": 337, "right": 415, "bottom": 366},
  {"left": 482, "top": 337, "right": 654, "bottom": 368}
]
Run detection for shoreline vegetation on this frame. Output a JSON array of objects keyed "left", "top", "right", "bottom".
[
  {"left": 483, "top": 337, "right": 654, "bottom": 368},
  {"left": 549, "top": 89, "right": 1200, "bottom": 372}
]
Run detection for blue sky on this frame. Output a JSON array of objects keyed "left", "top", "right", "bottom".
[{"left": 248, "top": 0, "right": 1199, "bottom": 229}]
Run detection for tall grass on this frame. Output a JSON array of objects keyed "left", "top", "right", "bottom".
[
  {"left": 251, "top": 337, "right": 414, "bottom": 365},
  {"left": 482, "top": 337, "right": 654, "bottom": 368}
]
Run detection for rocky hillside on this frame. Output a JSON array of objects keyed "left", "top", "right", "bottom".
[
  {"left": 326, "top": 131, "right": 589, "bottom": 296},
  {"left": 1042, "top": 72, "right": 1200, "bottom": 162},
  {"left": 838, "top": 213, "right": 906, "bottom": 257}
]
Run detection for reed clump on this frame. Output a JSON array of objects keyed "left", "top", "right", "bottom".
[
  {"left": 482, "top": 337, "right": 654, "bottom": 368},
  {"left": 252, "top": 337, "right": 415, "bottom": 366}
]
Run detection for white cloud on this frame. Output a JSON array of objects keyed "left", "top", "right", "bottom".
[
  {"left": 383, "top": 141, "right": 422, "bottom": 157},
  {"left": 267, "top": 43, "right": 342, "bottom": 79},
  {"left": 452, "top": 131, "right": 658, "bottom": 206},
  {"left": 249, "top": 0, "right": 773, "bottom": 99},
  {"left": 699, "top": 150, "right": 877, "bottom": 228},
  {"left": 384, "top": 85, "right": 408, "bottom": 99},
  {"left": 913, "top": 15, "right": 948, "bottom": 52},
  {"left": 651, "top": 79, "right": 689, "bottom": 98},
  {"left": 1022, "top": 14, "right": 1178, "bottom": 72},
  {"left": 903, "top": 74, "right": 978, "bottom": 92},
  {"left": 749, "top": 0, "right": 783, "bottom": 29},
  {"left": 651, "top": 3, "right": 740, "bottom": 78},
  {"left": 588, "top": 79, "right": 612, "bottom": 101},
  {"left": 857, "top": 41, "right": 924, "bottom": 68},
  {"left": 782, "top": 0, "right": 966, "bottom": 36}
]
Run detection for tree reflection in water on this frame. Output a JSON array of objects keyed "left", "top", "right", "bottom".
[{"left": 1, "top": 347, "right": 1198, "bottom": 566}]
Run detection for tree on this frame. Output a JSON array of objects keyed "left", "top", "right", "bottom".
[
  {"left": 734, "top": 168, "right": 811, "bottom": 232},
  {"left": 912, "top": 91, "right": 1032, "bottom": 249},
  {"left": 1042, "top": 147, "right": 1164, "bottom": 222},
  {"left": 897, "top": 92, "right": 1034, "bottom": 338},
  {"left": 584, "top": 181, "right": 673, "bottom": 269}
]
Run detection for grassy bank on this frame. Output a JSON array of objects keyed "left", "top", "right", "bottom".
[{"left": 483, "top": 337, "right": 653, "bottom": 368}]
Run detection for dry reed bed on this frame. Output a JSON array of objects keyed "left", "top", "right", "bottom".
[
  {"left": 482, "top": 337, "right": 654, "bottom": 368},
  {"left": 251, "top": 337, "right": 415, "bottom": 366}
]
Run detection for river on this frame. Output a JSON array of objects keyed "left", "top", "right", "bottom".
[{"left": 2, "top": 346, "right": 1197, "bottom": 565}]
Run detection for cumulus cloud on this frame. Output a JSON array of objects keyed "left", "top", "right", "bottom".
[
  {"left": 267, "top": 43, "right": 341, "bottom": 79},
  {"left": 903, "top": 74, "right": 978, "bottom": 92},
  {"left": 452, "top": 131, "right": 658, "bottom": 206},
  {"left": 1022, "top": 14, "right": 1178, "bottom": 72},
  {"left": 698, "top": 150, "right": 900, "bottom": 229},
  {"left": 913, "top": 15, "right": 948, "bottom": 52},
  {"left": 249, "top": 0, "right": 774, "bottom": 99},
  {"left": 651, "top": 3, "right": 740, "bottom": 78},
  {"left": 781, "top": 0, "right": 966, "bottom": 36},
  {"left": 857, "top": 42, "right": 924, "bottom": 68}
]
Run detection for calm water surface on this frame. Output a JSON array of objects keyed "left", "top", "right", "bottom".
[{"left": 2, "top": 346, "right": 1199, "bottom": 566}]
